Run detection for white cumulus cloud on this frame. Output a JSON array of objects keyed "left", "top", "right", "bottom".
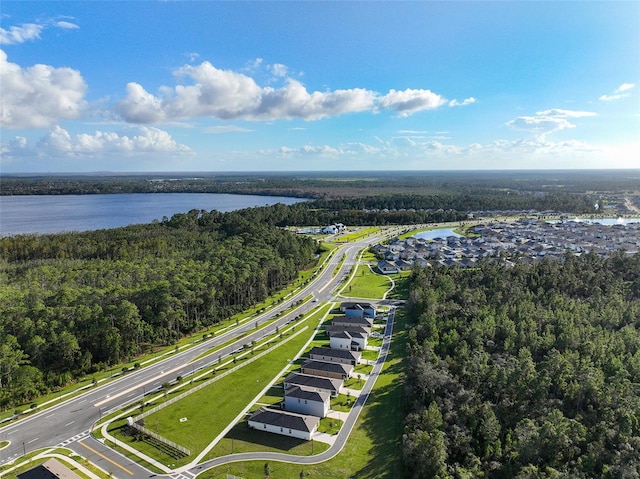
[
  {"left": 0, "top": 126, "right": 192, "bottom": 161},
  {"left": 116, "top": 60, "right": 460, "bottom": 124},
  {"left": 507, "top": 108, "right": 596, "bottom": 138},
  {"left": 0, "top": 18, "right": 79, "bottom": 45},
  {"left": 599, "top": 83, "right": 636, "bottom": 101},
  {"left": 377, "top": 89, "right": 447, "bottom": 116},
  {"left": 0, "top": 50, "right": 87, "bottom": 128},
  {"left": 449, "top": 97, "right": 476, "bottom": 107},
  {"left": 0, "top": 23, "right": 44, "bottom": 45}
]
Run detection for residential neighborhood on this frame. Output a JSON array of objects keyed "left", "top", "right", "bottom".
[
  {"left": 247, "top": 302, "right": 381, "bottom": 441},
  {"left": 374, "top": 219, "right": 640, "bottom": 271}
]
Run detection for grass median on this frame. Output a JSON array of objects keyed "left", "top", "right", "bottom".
[{"left": 112, "top": 306, "right": 332, "bottom": 468}]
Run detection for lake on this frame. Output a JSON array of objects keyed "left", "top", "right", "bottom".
[
  {"left": 413, "top": 228, "right": 463, "bottom": 240},
  {"left": 0, "top": 193, "right": 306, "bottom": 236}
]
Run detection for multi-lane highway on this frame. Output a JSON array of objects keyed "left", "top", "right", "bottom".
[{"left": 0, "top": 232, "right": 390, "bottom": 470}]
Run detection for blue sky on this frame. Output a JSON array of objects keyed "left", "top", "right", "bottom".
[{"left": 1, "top": 1, "right": 639, "bottom": 172}]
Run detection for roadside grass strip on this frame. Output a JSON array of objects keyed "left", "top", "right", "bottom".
[{"left": 109, "top": 305, "right": 334, "bottom": 468}]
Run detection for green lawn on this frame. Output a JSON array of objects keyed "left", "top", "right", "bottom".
[
  {"left": 343, "top": 265, "right": 392, "bottom": 299},
  {"left": 205, "top": 421, "right": 329, "bottom": 458},
  {"left": 115, "top": 312, "right": 328, "bottom": 467},
  {"left": 354, "top": 363, "right": 374, "bottom": 375},
  {"left": 361, "top": 349, "right": 379, "bottom": 361},
  {"left": 332, "top": 227, "right": 382, "bottom": 243},
  {"left": 318, "top": 417, "right": 343, "bottom": 435},
  {"left": 330, "top": 393, "right": 355, "bottom": 413},
  {"left": 343, "top": 377, "right": 365, "bottom": 390},
  {"left": 200, "top": 308, "right": 408, "bottom": 479}
]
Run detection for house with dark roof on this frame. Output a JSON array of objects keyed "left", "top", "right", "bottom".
[
  {"left": 284, "top": 385, "right": 330, "bottom": 417},
  {"left": 301, "top": 359, "right": 353, "bottom": 380},
  {"left": 308, "top": 346, "right": 361, "bottom": 365},
  {"left": 329, "top": 330, "right": 367, "bottom": 351},
  {"left": 18, "top": 460, "right": 82, "bottom": 479},
  {"left": 331, "top": 315, "right": 373, "bottom": 329},
  {"left": 284, "top": 372, "right": 342, "bottom": 397},
  {"left": 248, "top": 407, "right": 319, "bottom": 440},
  {"left": 377, "top": 260, "right": 399, "bottom": 274},
  {"left": 325, "top": 324, "right": 371, "bottom": 338}
]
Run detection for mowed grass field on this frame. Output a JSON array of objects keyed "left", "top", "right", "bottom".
[
  {"left": 120, "top": 306, "right": 332, "bottom": 467},
  {"left": 343, "top": 264, "right": 392, "bottom": 299},
  {"left": 200, "top": 307, "right": 408, "bottom": 479}
]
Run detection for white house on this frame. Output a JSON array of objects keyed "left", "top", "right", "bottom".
[
  {"left": 284, "top": 385, "right": 330, "bottom": 418},
  {"left": 248, "top": 407, "right": 319, "bottom": 441},
  {"left": 329, "top": 331, "right": 367, "bottom": 351},
  {"left": 377, "top": 260, "right": 399, "bottom": 274}
]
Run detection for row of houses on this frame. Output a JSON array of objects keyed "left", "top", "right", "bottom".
[
  {"left": 374, "top": 219, "right": 640, "bottom": 271},
  {"left": 247, "top": 302, "right": 376, "bottom": 441}
]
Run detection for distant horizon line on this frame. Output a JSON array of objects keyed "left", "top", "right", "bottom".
[{"left": 3, "top": 168, "right": 640, "bottom": 177}]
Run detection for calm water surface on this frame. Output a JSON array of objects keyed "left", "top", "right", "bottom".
[
  {"left": 414, "top": 228, "right": 463, "bottom": 239},
  {"left": 0, "top": 193, "right": 305, "bottom": 236}
]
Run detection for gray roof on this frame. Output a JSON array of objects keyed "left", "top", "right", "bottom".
[
  {"left": 309, "top": 346, "right": 360, "bottom": 361},
  {"left": 325, "top": 324, "right": 371, "bottom": 337},
  {"left": 249, "top": 407, "right": 319, "bottom": 433},
  {"left": 284, "top": 372, "right": 342, "bottom": 392},
  {"left": 302, "top": 359, "right": 352, "bottom": 375},
  {"left": 332, "top": 316, "right": 373, "bottom": 327},
  {"left": 285, "top": 385, "right": 330, "bottom": 403},
  {"left": 18, "top": 460, "right": 82, "bottom": 479},
  {"left": 340, "top": 302, "right": 375, "bottom": 310}
]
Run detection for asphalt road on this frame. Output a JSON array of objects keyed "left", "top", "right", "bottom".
[{"left": 0, "top": 232, "right": 390, "bottom": 469}]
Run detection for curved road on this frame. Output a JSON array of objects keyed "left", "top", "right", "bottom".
[{"left": 0, "top": 231, "right": 394, "bottom": 472}]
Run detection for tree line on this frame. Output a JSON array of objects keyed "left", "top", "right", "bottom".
[
  {"left": 2, "top": 170, "right": 638, "bottom": 198},
  {"left": 403, "top": 252, "right": 640, "bottom": 478}
]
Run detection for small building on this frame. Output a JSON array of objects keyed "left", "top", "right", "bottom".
[
  {"left": 301, "top": 359, "right": 353, "bottom": 380},
  {"left": 339, "top": 302, "right": 376, "bottom": 318},
  {"left": 325, "top": 324, "right": 371, "bottom": 338},
  {"left": 18, "top": 459, "right": 82, "bottom": 479},
  {"left": 308, "top": 346, "right": 361, "bottom": 365},
  {"left": 329, "top": 331, "right": 367, "bottom": 351},
  {"left": 248, "top": 407, "right": 319, "bottom": 441},
  {"left": 377, "top": 260, "right": 399, "bottom": 274},
  {"left": 284, "top": 372, "right": 342, "bottom": 397},
  {"left": 284, "top": 385, "right": 330, "bottom": 418}
]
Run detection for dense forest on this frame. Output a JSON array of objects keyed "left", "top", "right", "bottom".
[
  {"left": 3, "top": 170, "right": 639, "bottom": 198},
  {"left": 403, "top": 253, "right": 640, "bottom": 478},
  {"left": 184, "top": 192, "right": 594, "bottom": 229},
  {"left": 0, "top": 208, "right": 318, "bottom": 409}
]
